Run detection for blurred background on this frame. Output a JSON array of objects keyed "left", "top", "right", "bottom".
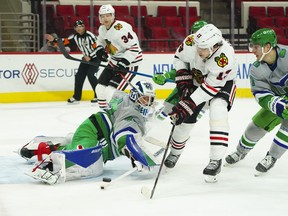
[{"left": 1, "top": 0, "right": 288, "bottom": 52}]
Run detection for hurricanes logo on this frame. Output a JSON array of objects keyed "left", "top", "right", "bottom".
[
  {"left": 114, "top": 23, "right": 123, "bottom": 30},
  {"left": 21, "top": 63, "right": 39, "bottom": 84},
  {"left": 185, "top": 35, "right": 194, "bottom": 46},
  {"left": 214, "top": 53, "right": 228, "bottom": 68}
]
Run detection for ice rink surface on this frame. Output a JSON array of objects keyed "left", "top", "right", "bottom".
[{"left": 1, "top": 98, "right": 287, "bottom": 216}]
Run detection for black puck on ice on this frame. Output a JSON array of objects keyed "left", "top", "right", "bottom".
[{"left": 102, "top": 177, "right": 112, "bottom": 182}]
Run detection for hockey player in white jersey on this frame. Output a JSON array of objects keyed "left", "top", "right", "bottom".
[
  {"left": 95, "top": 4, "right": 143, "bottom": 109},
  {"left": 166, "top": 24, "right": 237, "bottom": 182},
  {"left": 152, "top": 20, "right": 208, "bottom": 121},
  {"left": 225, "top": 28, "right": 288, "bottom": 175}
]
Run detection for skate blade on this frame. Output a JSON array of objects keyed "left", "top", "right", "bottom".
[
  {"left": 254, "top": 170, "right": 266, "bottom": 177},
  {"left": 204, "top": 174, "right": 218, "bottom": 183},
  {"left": 223, "top": 162, "right": 233, "bottom": 167}
]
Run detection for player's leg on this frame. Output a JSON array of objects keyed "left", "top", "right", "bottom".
[
  {"left": 95, "top": 65, "right": 115, "bottom": 108},
  {"left": 68, "top": 63, "right": 88, "bottom": 103},
  {"left": 27, "top": 145, "right": 104, "bottom": 184},
  {"left": 203, "top": 97, "right": 228, "bottom": 182},
  {"left": 87, "top": 58, "right": 100, "bottom": 102},
  {"left": 225, "top": 108, "right": 281, "bottom": 165},
  {"left": 203, "top": 80, "right": 236, "bottom": 182},
  {"left": 164, "top": 102, "right": 206, "bottom": 168},
  {"left": 255, "top": 119, "right": 288, "bottom": 175}
]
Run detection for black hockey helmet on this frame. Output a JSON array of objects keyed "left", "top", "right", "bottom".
[{"left": 74, "top": 19, "right": 85, "bottom": 28}]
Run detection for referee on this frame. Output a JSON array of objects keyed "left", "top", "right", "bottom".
[{"left": 46, "top": 19, "right": 101, "bottom": 104}]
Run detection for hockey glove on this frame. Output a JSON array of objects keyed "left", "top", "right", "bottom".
[
  {"left": 152, "top": 72, "right": 171, "bottom": 85},
  {"left": 168, "top": 97, "right": 196, "bottom": 125},
  {"left": 116, "top": 58, "right": 130, "bottom": 71},
  {"left": 96, "top": 46, "right": 109, "bottom": 62},
  {"left": 267, "top": 96, "right": 288, "bottom": 119},
  {"left": 175, "top": 69, "right": 193, "bottom": 98}
]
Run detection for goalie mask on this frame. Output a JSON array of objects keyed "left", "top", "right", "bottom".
[{"left": 129, "top": 81, "right": 156, "bottom": 118}]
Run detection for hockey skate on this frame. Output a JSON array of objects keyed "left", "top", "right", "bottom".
[
  {"left": 164, "top": 152, "right": 180, "bottom": 168},
  {"left": 67, "top": 97, "right": 80, "bottom": 104},
  {"left": 19, "top": 141, "right": 59, "bottom": 162},
  {"left": 255, "top": 152, "right": 277, "bottom": 176},
  {"left": 203, "top": 159, "right": 222, "bottom": 183},
  {"left": 225, "top": 151, "right": 247, "bottom": 166}
]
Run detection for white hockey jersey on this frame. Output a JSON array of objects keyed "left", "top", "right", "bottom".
[
  {"left": 175, "top": 36, "right": 237, "bottom": 106},
  {"left": 97, "top": 20, "right": 143, "bottom": 66},
  {"left": 174, "top": 34, "right": 205, "bottom": 87}
]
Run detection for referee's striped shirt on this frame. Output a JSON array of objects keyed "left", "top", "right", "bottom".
[{"left": 63, "top": 30, "right": 98, "bottom": 59}]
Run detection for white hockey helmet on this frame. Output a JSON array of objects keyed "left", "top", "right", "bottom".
[
  {"left": 194, "top": 24, "right": 223, "bottom": 56},
  {"left": 129, "top": 81, "right": 156, "bottom": 118},
  {"left": 98, "top": 4, "right": 115, "bottom": 23}
]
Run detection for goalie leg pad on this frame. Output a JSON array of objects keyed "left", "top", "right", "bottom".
[{"left": 62, "top": 145, "right": 104, "bottom": 181}]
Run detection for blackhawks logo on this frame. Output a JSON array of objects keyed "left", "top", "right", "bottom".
[
  {"left": 114, "top": 23, "right": 123, "bottom": 30},
  {"left": 105, "top": 39, "right": 118, "bottom": 55},
  {"left": 214, "top": 53, "right": 228, "bottom": 68},
  {"left": 185, "top": 35, "right": 194, "bottom": 46}
]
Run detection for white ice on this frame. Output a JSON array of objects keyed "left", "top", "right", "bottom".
[{"left": 1, "top": 98, "right": 287, "bottom": 216}]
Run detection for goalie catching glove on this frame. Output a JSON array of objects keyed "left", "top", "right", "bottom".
[{"left": 169, "top": 97, "right": 196, "bottom": 125}]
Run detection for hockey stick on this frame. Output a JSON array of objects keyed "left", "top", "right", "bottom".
[
  {"left": 144, "top": 136, "right": 166, "bottom": 148},
  {"left": 99, "top": 147, "right": 165, "bottom": 190},
  {"left": 57, "top": 39, "right": 173, "bottom": 81},
  {"left": 141, "top": 124, "right": 176, "bottom": 199}
]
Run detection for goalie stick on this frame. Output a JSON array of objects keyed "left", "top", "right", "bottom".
[
  {"left": 141, "top": 124, "right": 175, "bottom": 199},
  {"left": 57, "top": 39, "right": 173, "bottom": 82},
  {"left": 99, "top": 147, "right": 165, "bottom": 190}
]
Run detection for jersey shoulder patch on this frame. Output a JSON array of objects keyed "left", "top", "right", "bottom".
[
  {"left": 214, "top": 53, "right": 228, "bottom": 68},
  {"left": 279, "top": 48, "right": 286, "bottom": 58},
  {"left": 185, "top": 35, "right": 194, "bottom": 46},
  {"left": 252, "top": 61, "right": 260, "bottom": 67},
  {"left": 114, "top": 23, "right": 123, "bottom": 30}
]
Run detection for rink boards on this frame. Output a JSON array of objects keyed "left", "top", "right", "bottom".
[{"left": 0, "top": 52, "right": 255, "bottom": 103}]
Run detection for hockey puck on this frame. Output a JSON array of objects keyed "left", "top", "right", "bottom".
[
  {"left": 100, "top": 186, "right": 105, "bottom": 190},
  {"left": 102, "top": 177, "right": 111, "bottom": 182}
]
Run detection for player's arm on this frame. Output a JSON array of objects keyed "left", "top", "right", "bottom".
[
  {"left": 256, "top": 94, "right": 288, "bottom": 119},
  {"left": 95, "top": 27, "right": 109, "bottom": 62},
  {"left": 117, "top": 132, "right": 158, "bottom": 172}
]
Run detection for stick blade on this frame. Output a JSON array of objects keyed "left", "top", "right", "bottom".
[
  {"left": 141, "top": 186, "right": 153, "bottom": 199},
  {"left": 100, "top": 182, "right": 109, "bottom": 190}
]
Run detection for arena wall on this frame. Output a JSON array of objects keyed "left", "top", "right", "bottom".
[{"left": 0, "top": 52, "right": 254, "bottom": 103}]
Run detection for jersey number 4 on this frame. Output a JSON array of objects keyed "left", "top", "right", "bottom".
[{"left": 121, "top": 32, "right": 133, "bottom": 43}]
